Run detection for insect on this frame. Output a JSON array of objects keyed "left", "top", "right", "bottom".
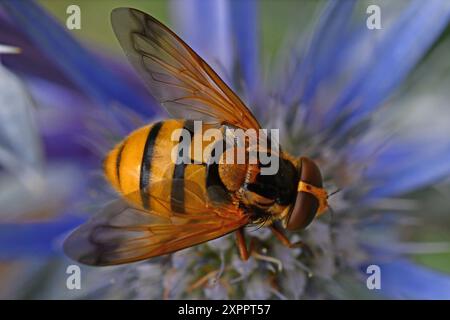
[{"left": 63, "top": 7, "right": 329, "bottom": 266}]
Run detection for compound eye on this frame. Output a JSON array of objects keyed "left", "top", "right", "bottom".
[{"left": 286, "top": 157, "right": 323, "bottom": 231}]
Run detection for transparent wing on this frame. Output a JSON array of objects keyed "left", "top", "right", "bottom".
[
  {"left": 111, "top": 7, "right": 260, "bottom": 129},
  {"left": 63, "top": 180, "right": 248, "bottom": 266}
]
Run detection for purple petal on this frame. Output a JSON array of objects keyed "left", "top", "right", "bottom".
[
  {"left": 229, "top": 0, "right": 261, "bottom": 99},
  {"left": 282, "top": 1, "right": 450, "bottom": 139},
  {"left": 0, "top": 16, "right": 76, "bottom": 89},
  {"left": 282, "top": 0, "right": 357, "bottom": 109},
  {"left": 1, "top": 0, "right": 159, "bottom": 118},
  {"left": 363, "top": 142, "right": 450, "bottom": 200},
  {"left": 170, "top": 0, "right": 261, "bottom": 100},
  {"left": 364, "top": 259, "right": 450, "bottom": 299},
  {"left": 324, "top": 0, "right": 450, "bottom": 136},
  {"left": 0, "top": 216, "right": 84, "bottom": 259},
  {"left": 170, "top": 0, "right": 233, "bottom": 81}
]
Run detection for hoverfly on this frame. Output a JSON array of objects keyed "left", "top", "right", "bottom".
[{"left": 64, "top": 8, "right": 329, "bottom": 266}]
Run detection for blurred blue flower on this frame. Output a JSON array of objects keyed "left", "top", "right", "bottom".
[{"left": 1, "top": 0, "right": 450, "bottom": 299}]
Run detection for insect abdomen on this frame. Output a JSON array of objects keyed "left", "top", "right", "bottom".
[{"left": 103, "top": 119, "right": 211, "bottom": 213}]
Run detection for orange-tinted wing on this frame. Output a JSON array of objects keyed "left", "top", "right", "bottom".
[
  {"left": 63, "top": 181, "right": 249, "bottom": 266},
  {"left": 111, "top": 8, "right": 260, "bottom": 130}
]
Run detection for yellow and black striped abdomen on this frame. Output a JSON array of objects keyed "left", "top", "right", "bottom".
[{"left": 103, "top": 119, "right": 211, "bottom": 215}]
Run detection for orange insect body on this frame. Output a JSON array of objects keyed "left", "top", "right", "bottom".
[{"left": 64, "top": 8, "right": 329, "bottom": 266}]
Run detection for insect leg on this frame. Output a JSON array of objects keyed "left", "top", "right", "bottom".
[
  {"left": 270, "top": 224, "right": 313, "bottom": 257},
  {"left": 235, "top": 228, "right": 251, "bottom": 261}
]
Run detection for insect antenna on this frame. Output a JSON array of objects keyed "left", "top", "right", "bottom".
[{"left": 327, "top": 188, "right": 341, "bottom": 198}]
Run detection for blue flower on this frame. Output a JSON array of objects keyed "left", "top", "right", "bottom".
[{"left": 1, "top": 0, "right": 450, "bottom": 299}]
